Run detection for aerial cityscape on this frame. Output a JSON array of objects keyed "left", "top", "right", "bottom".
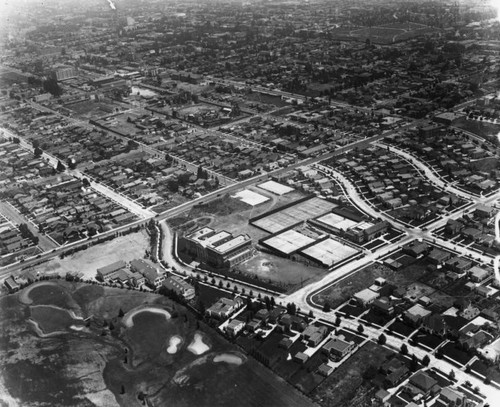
[{"left": 0, "top": 0, "right": 500, "bottom": 406}]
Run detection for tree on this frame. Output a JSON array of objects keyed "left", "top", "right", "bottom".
[
  {"left": 400, "top": 344, "right": 408, "bottom": 355},
  {"left": 335, "top": 315, "right": 341, "bottom": 327},
  {"left": 56, "top": 160, "right": 66, "bottom": 172},
  {"left": 449, "top": 370, "right": 455, "bottom": 380},
  {"left": 118, "top": 308, "right": 124, "bottom": 318},
  {"left": 378, "top": 334, "right": 386, "bottom": 345},
  {"left": 422, "top": 355, "right": 430, "bottom": 366},
  {"left": 357, "top": 324, "right": 364, "bottom": 334},
  {"left": 410, "top": 354, "right": 419, "bottom": 372},
  {"left": 42, "top": 77, "right": 63, "bottom": 97},
  {"left": 82, "top": 178, "right": 90, "bottom": 187},
  {"left": 246, "top": 296, "right": 253, "bottom": 311},
  {"left": 264, "top": 296, "right": 271, "bottom": 311},
  {"left": 34, "top": 146, "right": 43, "bottom": 157},
  {"left": 322, "top": 302, "right": 331, "bottom": 312},
  {"left": 120, "top": 384, "right": 125, "bottom": 394}
]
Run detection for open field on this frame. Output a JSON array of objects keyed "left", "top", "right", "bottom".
[
  {"left": 0, "top": 281, "right": 314, "bottom": 407},
  {"left": 0, "top": 69, "right": 27, "bottom": 86},
  {"left": 238, "top": 252, "right": 326, "bottom": 288},
  {"left": 453, "top": 117, "right": 500, "bottom": 141},
  {"left": 65, "top": 100, "right": 125, "bottom": 120},
  {"left": 34, "top": 230, "right": 150, "bottom": 280},
  {"left": 170, "top": 189, "right": 305, "bottom": 243},
  {"left": 311, "top": 341, "right": 394, "bottom": 407}
]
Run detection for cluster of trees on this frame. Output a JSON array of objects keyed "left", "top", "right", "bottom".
[
  {"left": 42, "top": 77, "right": 63, "bottom": 97},
  {"left": 18, "top": 223, "right": 39, "bottom": 245}
]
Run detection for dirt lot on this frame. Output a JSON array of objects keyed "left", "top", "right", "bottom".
[
  {"left": 170, "top": 189, "right": 305, "bottom": 243},
  {"left": 35, "top": 231, "right": 150, "bottom": 280},
  {"left": 311, "top": 341, "right": 394, "bottom": 407},
  {"left": 238, "top": 252, "right": 326, "bottom": 289}
]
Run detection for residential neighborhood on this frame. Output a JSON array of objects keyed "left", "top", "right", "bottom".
[{"left": 1, "top": 0, "right": 500, "bottom": 406}]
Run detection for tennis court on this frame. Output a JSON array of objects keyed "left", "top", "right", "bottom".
[
  {"left": 252, "top": 197, "right": 337, "bottom": 233},
  {"left": 300, "top": 238, "right": 360, "bottom": 268}
]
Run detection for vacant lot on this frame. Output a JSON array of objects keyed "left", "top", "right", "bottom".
[
  {"left": 36, "top": 230, "right": 150, "bottom": 280},
  {"left": 312, "top": 257, "right": 431, "bottom": 308},
  {"left": 239, "top": 252, "right": 326, "bottom": 289},
  {"left": 311, "top": 341, "right": 394, "bottom": 407}
]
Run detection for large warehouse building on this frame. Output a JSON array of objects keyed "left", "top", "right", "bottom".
[{"left": 180, "top": 227, "right": 253, "bottom": 269}]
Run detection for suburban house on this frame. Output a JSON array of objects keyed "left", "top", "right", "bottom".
[
  {"left": 380, "top": 357, "right": 410, "bottom": 388},
  {"left": 162, "top": 276, "right": 195, "bottom": 300},
  {"left": 404, "top": 304, "right": 432, "bottom": 326},
  {"left": 322, "top": 335, "right": 356, "bottom": 360},
  {"left": 226, "top": 319, "right": 245, "bottom": 337},
  {"left": 278, "top": 314, "right": 307, "bottom": 332},
  {"left": 422, "top": 314, "right": 448, "bottom": 337},
  {"left": 469, "top": 266, "right": 489, "bottom": 283},
  {"left": 205, "top": 297, "right": 243, "bottom": 319},
  {"left": 405, "top": 371, "right": 440, "bottom": 398},
  {"left": 302, "top": 324, "right": 329, "bottom": 347},
  {"left": 353, "top": 288, "right": 380, "bottom": 307},
  {"left": 246, "top": 318, "right": 261, "bottom": 332}
]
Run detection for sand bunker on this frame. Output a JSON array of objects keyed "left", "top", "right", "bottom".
[
  {"left": 70, "top": 325, "right": 85, "bottom": 331},
  {"left": 187, "top": 333, "right": 210, "bottom": 355},
  {"left": 123, "top": 307, "right": 171, "bottom": 328},
  {"left": 167, "top": 336, "right": 183, "bottom": 354},
  {"left": 213, "top": 353, "right": 244, "bottom": 365}
]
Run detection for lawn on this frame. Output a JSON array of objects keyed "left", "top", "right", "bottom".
[
  {"left": 26, "top": 282, "right": 78, "bottom": 310},
  {"left": 413, "top": 330, "right": 444, "bottom": 350},
  {"left": 387, "top": 319, "right": 415, "bottom": 338},
  {"left": 441, "top": 342, "right": 474, "bottom": 366},
  {"left": 338, "top": 303, "right": 366, "bottom": 317},
  {"left": 361, "top": 309, "right": 394, "bottom": 327},
  {"left": 470, "top": 360, "right": 500, "bottom": 383},
  {"left": 453, "top": 117, "right": 500, "bottom": 141},
  {"left": 197, "top": 283, "right": 233, "bottom": 308},
  {"left": 30, "top": 305, "right": 83, "bottom": 334},
  {"left": 311, "top": 341, "right": 395, "bottom": 407}
]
